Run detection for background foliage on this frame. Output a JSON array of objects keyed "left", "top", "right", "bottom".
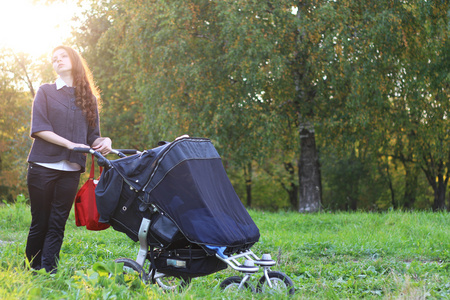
[{"left": 0, "top": 0, "right": 449, "bottom": 211}]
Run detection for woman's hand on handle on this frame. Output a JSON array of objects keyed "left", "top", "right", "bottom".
[{"left": 92, "top": 137, "right": 112, "bottom": 156}]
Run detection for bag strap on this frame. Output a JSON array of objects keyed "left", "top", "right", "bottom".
[
  {"left": 89, "top": 155, "right": 95, "bottom": 179},
  {"left": 89, "top": 154, "right": 103, "bottom": 179}
]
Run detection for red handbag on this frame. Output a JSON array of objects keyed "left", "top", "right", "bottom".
[{"left": 74, "top": 155, "right": 110, "bottom": 231}]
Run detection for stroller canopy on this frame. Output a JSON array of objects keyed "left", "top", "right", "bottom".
[{"left": 96, "top": 138, "right": 260, "bottom": 249}]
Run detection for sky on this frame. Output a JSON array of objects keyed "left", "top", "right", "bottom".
[{"left": 0, "top": 0, "right": 82, "bottom": 58}]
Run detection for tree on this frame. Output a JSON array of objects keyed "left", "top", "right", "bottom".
[
  {"left": 353, "top": 0, "right": 450, "bottom": 210},
  {"left": 76, "top": 0, "right": 300, "bottom": 208},
  {"left": 67, "top": 0, "right": 449, "bottom": 212},
  {"left": 0, "top": 51, "right": 35, "bottom": 201},
  {"left": 300, "top": 0, "right": 449, "bottom": 211},
  {"left": 69, "top": 1, "right": 150, "bottom": 150}
]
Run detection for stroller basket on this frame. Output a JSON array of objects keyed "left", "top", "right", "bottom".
[{"left": 153, "top": 247, "right": 227, "bottom": 278}]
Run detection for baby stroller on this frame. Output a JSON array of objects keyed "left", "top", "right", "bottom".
[{"left": 75, "top": 137, "right": 294, "bottom": 294}]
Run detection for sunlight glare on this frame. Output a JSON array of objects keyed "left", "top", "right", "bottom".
[{"left": 0, "top": 0, "right": 81, "bottom": 58}]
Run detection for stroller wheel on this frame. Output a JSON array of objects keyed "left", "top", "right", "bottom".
[
  {"left": 257, "top": 271, "right": 295, "bottom": 295},
  {"left": 155, "top": 274, "right": 190, "bottom": 291},
  {"left": 114, "top": 258, "right": 148, "bottom": 284},
  {"left": 220, "top": 276, "right": 255, "bottom": 293}
]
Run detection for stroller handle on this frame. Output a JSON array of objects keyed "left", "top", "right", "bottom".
[
  {"left": 73, "top": 147, "right": 140, "bottom": 168},
  {"left": 112, "top": 149, "right": 140, "bottom": 155},
  {"left": 73, "top": 147, "right": 139, "bottom": 156}
]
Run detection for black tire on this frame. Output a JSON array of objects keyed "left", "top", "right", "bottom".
[
  {"left": 220, "top": 276, "right": 256, "bottom": 293},
  {"left": 114, "top": 258, "right": 148, "bottom": 284},
  {"left": 257, "top": 271, "right": 295, "bottom": 295}
]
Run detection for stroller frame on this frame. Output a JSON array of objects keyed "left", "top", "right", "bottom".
[
  {"left": 129, "top": 217, "right": 294, "bottom": 294},
  {"left": 74, "top": 142, "right": 294, "bottom": 295}
]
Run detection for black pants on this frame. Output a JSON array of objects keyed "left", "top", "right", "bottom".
[{"left": 25, "top": 163, "right": 80, "bottom": 273}]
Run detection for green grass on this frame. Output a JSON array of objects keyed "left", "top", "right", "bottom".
[{"left": 1, "top": 200, "right": 450, "bottom": 299}]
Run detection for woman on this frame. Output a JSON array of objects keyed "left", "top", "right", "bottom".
[{"left": 26, "top": 45, "right": 112, "bottom": 273}]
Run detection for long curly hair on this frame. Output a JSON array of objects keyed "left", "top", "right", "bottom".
[{"left": 53, "top": 46, "right": 100, "bottom": 127}]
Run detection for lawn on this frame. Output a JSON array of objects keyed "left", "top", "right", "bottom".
[{"left": 1, "top": 198, "right": 450, "bottom": 299}]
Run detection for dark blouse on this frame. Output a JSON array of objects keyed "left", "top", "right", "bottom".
[{"left": 27, "top": 83, "right": 100, "bottom": 172}]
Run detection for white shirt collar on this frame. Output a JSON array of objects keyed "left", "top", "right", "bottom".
[{"left": 55, "top": 77, "right": 69, "bottom": 90}]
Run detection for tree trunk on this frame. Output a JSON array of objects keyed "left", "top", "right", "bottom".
[
  {"left": 402, "top": 161, "right": 419, "bottom": 210},
  {"left": 422, "top": 159, "right": 449, "bottom": 211},
  {"left": 384, "top": 161, "right": 396, "bottom": 209},
  {"left": 295, "top": 1, "right": 321, "bottom": 212},
  {"left": 13, "top": 53, "right": 35, "bottom": 98},
  {"left": 244, "top": 162, "right": 252, "bottom": 208},
  {"left": 298, "top": 125, "right": 322, "bottom": 212},
  {"left": 433, "top": 173, "right": 446, "bottom": 211},
  {"left": 283, "top": 162, "right": 299, "bottom": 210}
]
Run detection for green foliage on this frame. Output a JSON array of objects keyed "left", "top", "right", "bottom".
[
  {"left": 229, "top": 163, "right": 292, "bottom": 211},
  {"left": 0, "top": 83, "right": 31, "bottom": 201},
  {"left": 303, "top": 0, "right": 450, "bottom": 210},
  {"left": 0, "top": 49, "right": 54, "bottom": 202},
  {"left": 73, "top": 0, "right": 448, "bottom": 211},
  {"left": 71, "top": 3, "right": 149, "bottom": 150},
  {"left": 1, "top": 0, "right": 449, "bottom": 211}
]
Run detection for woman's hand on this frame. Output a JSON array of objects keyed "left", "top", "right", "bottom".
[{"left": 92, "top": 137, "right": 112, "bottom": 156}]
